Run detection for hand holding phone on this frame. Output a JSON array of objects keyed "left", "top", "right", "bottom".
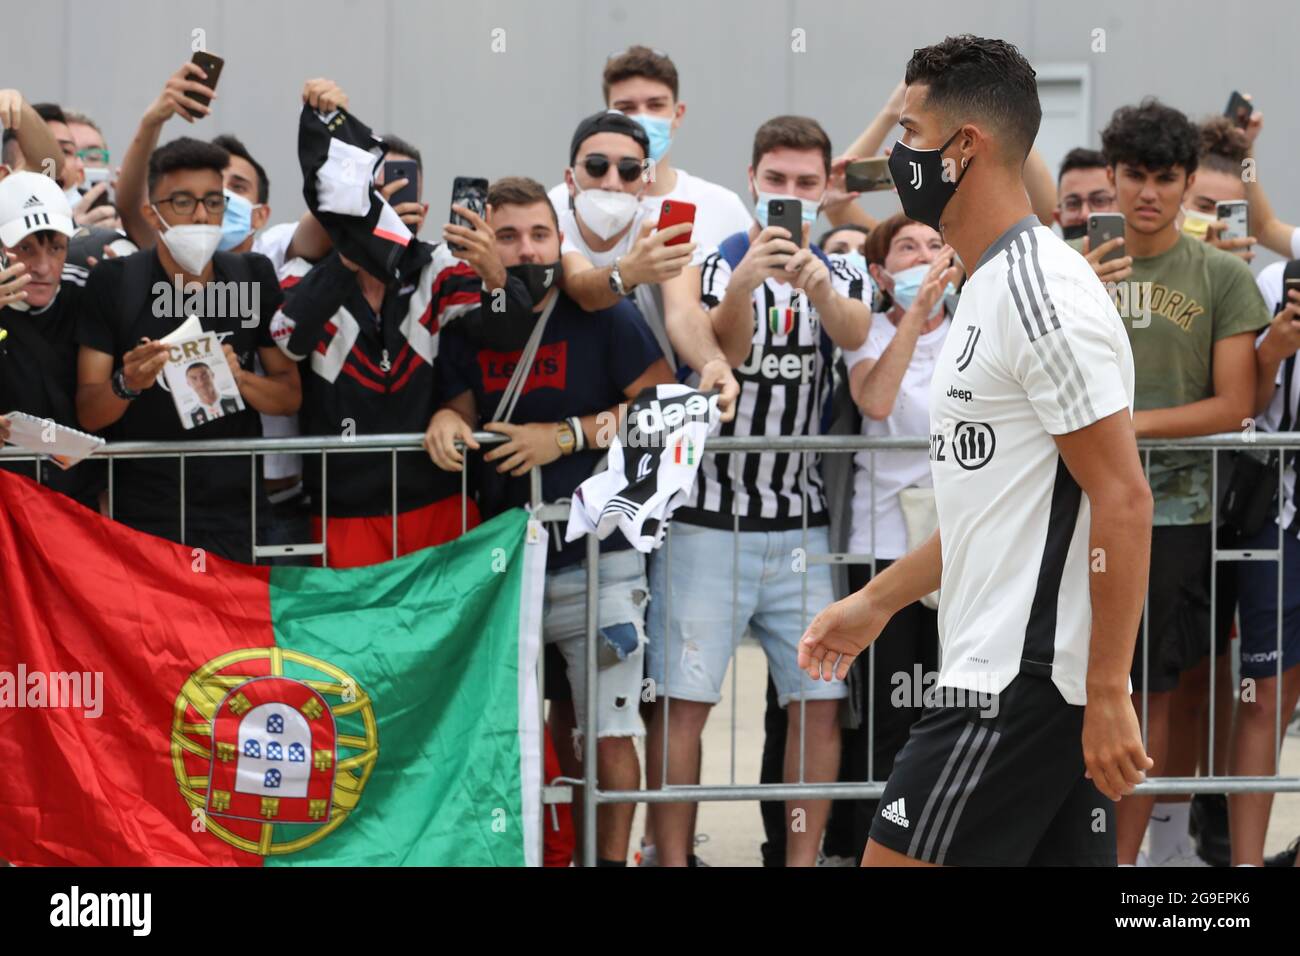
[
  {"left": 383, "top": 160, "right": 421, "bottom": 208},
  {"left": 447, "top": 176, "right": 488, "bottom": 253},
  {"left": 767, "top": 199, "right": 804, "bottom": 247},
  {"left": 657, "top": 200, "right": 696, "bottom": 246},
  {"left": 186, "top": 51, "right": 224, "bottom": 119},
  {"left": 1224, "top": 91, "right": 1254, "bottom": 131}
]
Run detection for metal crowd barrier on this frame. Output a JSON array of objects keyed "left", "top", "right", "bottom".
[{"left": 3, "top": 430, "right": 1298, "bottom": 868}]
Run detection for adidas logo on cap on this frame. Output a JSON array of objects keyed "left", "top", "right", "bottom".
[
  {"left": 21, "top": 195, "right": 43, "bottom": 209},
  {"left": 882, "top": 797, "right": 910, "bottom": 829}
]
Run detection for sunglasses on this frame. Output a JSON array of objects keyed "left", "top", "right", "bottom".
[{"left": 578, "top": 153, "right": 647, "bottom": 183}]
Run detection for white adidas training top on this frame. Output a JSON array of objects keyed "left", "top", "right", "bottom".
[{"left": 928, "top": 217, "right": 1135, "bottom": 706}]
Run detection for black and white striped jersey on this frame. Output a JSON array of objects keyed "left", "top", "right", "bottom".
[
  {"left": 928, "top": 217, "right": 1135, "bottom": 706},
  {"left": 1254, "top": 262, "right": 1300, "bottom": 540},
  {"left": 680, "top": 234, "right": 868, "bottom": 530}
]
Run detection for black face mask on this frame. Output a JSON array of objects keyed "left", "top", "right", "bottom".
[
  {"left": 887, "top": 128, "right": 971, "bottom": 231},
  {"left": 506, "top": 260, "right": 562, "bottom": 307},
  {"left": 1061, "top": 222, "right": 1087, "bottom": 241}
]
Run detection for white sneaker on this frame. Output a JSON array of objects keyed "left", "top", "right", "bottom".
[
  {"left": 1153, "top": 845, "right": 1210, "bottom": 867},
  {"left": 635, "top": 841, "right": 658, "bottom": 867},
  {"left": 818, "top": 853, "right": 857, "bottom": 867}
]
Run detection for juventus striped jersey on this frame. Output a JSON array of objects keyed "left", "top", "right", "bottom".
[
  {"left": 928, "top": 217, "right": 1134, "bottom": 706},
  {"left": 1254, "top": 262, "right": 1300, "bottom": 540},
  {"left": 682, "top": 234, "right": 869, "bottom": 530}
]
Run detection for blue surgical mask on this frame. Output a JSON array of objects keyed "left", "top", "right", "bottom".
[
  {"left": 629, "top": 113, "right": 673, "bottom": 164},
  {"left": 218, "top": 189, "right": 257, "bottom": 252},
  {"left": 890, "top": 263, "right": 955, "bottom": 319},
  {"left": 754, "top": 190, "right": 821, "bottom": 230}
]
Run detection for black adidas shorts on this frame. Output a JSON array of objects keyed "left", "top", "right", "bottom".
[{"left": 868, "top": 673, "right": 1116, "bottom": 866}]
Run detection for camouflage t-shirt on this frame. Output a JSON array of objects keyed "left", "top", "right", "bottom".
[{"left": 1068, "top": 234, "right": 1270, "bottom": 524}]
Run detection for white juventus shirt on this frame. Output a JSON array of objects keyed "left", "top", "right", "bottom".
[{"left": 929, "top": 217, "right": 1134, "bottom": 706}]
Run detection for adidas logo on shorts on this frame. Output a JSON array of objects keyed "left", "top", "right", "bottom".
[{"left": 882, "top": 797, "right": 910, "bottom": 829}]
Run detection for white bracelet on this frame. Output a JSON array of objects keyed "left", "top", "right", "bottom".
[{"left": 568, "top": 416, "right": 585, "bottom": 452}]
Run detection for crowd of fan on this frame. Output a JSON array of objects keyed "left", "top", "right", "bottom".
[{"left": 1, "top": 42, "right": 1298, "bottom": 868}]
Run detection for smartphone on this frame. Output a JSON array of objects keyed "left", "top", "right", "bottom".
[
  {"left": 845, "top": 157, "right": 893, "bottom": 193},
  {"left": 1215, "top": 200, "right": 1249, "bottom": 243},
  {"left": 383, "top": 160, "right": 420, "bottom": 207},
  {"left": 448, "top": 176, "right": 489, "bottom": 253},
  {"left": 767, "top": 198, "right": 804, "bottom": 246},
  {"left": 657, "top": 199, "right": 696, "bottom": 246},
  {"left": 1087, "top": 213, "right": 1126, "bottom": 264},
  {"left": 82, "top": 166, "right": 113, "bottom": 209},
  {"left": 1280, "top": 258, "right": 1300, "bottom": 316},
  {"left": 1224, "top": 90, "right": 1254, "bottom": 131},
  {"left": 187, "top": 51, "right": 224, "bottom": 118}
]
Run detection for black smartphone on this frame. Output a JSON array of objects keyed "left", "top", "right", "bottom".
[
  {"left": 449, "top": 176, "right": 489, "bottom": 252},
  {"left": 767, "top": 198, "right": 804, "bottom": 246},
  {"left": 1087, "top": 213, "right": 1126, "bottom": 264},
  {"left": 1224, "top": 90, "right": 1253, "bottom": 131},
  {"left": 383, "top": 160, "right": 420, "bottom": 207},
  {"left": 845, "top": 157, "right": 893, "bottom": 193},
  {"left": 187, "top": 51, "right": 224, "bottom": 118},
  {"left": 1280, "top": 259, "right": 1300, "bottom": 315}
]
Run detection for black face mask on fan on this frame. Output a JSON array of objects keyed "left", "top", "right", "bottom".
[{"left": 457, "top": 260, "right": 563, "bottom": 351}]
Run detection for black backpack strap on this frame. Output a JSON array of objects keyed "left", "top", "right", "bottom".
[{"left": 118, "top": 250, "right": 160, "bottom": 351}]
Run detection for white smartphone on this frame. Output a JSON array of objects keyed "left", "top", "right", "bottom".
[{"left": 1215, "top": 200, "right": 1249, "bottom": 243}]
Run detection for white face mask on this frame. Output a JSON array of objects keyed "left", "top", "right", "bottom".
[
  {"left": 152, "top": 205, "right": 223, "bottom": 274},
  {"left": 572, "top": 182, "right": 639, "bottom": 240}
]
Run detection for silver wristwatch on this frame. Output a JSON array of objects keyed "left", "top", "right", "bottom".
[{"left": 609, "top": 258, "right": 628, "bottom": 296}]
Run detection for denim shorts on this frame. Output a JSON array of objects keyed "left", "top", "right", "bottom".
[
  {"left": 544, "top": 548, "right": 648, "bottom": 740},
  {"left": 646, "top": 523, "right": 845, "bottom": 706}
]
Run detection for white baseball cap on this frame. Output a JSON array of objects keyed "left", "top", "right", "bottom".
[{"left": 0, "top": 171, "right": 76, "bottom": 247}]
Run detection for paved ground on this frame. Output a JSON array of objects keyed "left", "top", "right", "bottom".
[{"left": 629, "top": 641, "right": 1300, "bottom": 867}]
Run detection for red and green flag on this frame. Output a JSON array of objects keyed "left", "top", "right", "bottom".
[{"left": 0, "top": 471, "right": 544, "bottom": 866}]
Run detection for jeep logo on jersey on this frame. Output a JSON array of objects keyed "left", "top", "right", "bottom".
[
  {"left": 627, "top": 392, "right": 718, "bottom": 443},
  {"left": 951, "top": 421, "right": 996, "bottom": 470},
  {"left": 736, "top": 341, "right": 816, "bottom": 385}
]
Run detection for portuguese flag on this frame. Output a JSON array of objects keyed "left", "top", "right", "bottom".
[{"left": 0, "top": 471, "right": 544, "bottom": 866}]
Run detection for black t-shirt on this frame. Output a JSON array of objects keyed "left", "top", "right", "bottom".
[
  {"left": 0, "top": 276, "right": 103, "bottom": 507},
  {"left": 75, "top": 250, "right": 281, "bottom": 533},
  {"left": 436, "top": 291, "right": 662, "bottom": 568}
]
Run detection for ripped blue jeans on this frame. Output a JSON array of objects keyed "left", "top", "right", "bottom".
[{"left": 544, "top": 547, "right": 648, "bottom": 740}]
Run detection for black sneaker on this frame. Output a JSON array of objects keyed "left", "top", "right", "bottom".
[
  {"left": 1190, "top": 794, "right": 1231, "bottom": 867},
  {"left": 1265, "top": 836, "right": 1300, "bottom": 868}
]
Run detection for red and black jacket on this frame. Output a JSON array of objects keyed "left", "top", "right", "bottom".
[{"left": 271, "top": 241, "right": 485, "bottom": 517}]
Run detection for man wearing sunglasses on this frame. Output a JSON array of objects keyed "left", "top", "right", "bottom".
[
  {"left": 556, "top": 112, "right": 738, "bottom": 417},
  {"left": 75, "top": 136, "right": 301, "bottom": 563}
]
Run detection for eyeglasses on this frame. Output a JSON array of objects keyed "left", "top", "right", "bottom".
[
  {"left": 155, "top": 192, "right": 227, "bottom": 215},
  {"left": 578, "top": 153, "right": 648, "bottom": 183},
  {"left": 1060, "top": 191, "right": 1116, "bottom": 214},
  {"left": 76, "top": 147, "right": 110, "bottom": 165}
]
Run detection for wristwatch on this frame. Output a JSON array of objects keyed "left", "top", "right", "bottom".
[
  {"left": 556, "top": 421, "right": 577, "bottom": 456},
  {"left": 112, "top": 367, "right": 141, "bottom": 400},
  {"left": 608, "top": 258, "right": 629, "bottom": 296}
]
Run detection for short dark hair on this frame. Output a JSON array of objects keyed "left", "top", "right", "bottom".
[
  {"left": 1197, "top": 116, "right": 1250, "bottom": 177},
  {"left": 752, "top": 115, "right": 831, "bottom": 175},
  {"left": 603, "top": 45, "right": 679, "bottom": 103},
  {"left": 487, "top": 176, "right": 559, "bottom": 231},
  {"left": 904, "top": 35, "right": 1041, "bottom": 161},
  {"left": 211, "top": 134, "right": 270, "bottom": 203},
  {"left": 1100, "top": 97, "right": 1199, "bottom": 177},
  {"left": 186, "top": 361, "right": 212, "bottom": 375},
  {"left": 818, "top": 223, "right": 870, "bottom": 248},
  {"left": 380, "top": 134, "right": 422, "bottom": 172},
  {"left": 32, "top": 102, "right": 68, "bottom": 127},
  {"left": 147, "top": 137, "right": 230, "bottom": 198},
  {"left": 1057, "top": 147, "right": 1106, "bottom": 183}
]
